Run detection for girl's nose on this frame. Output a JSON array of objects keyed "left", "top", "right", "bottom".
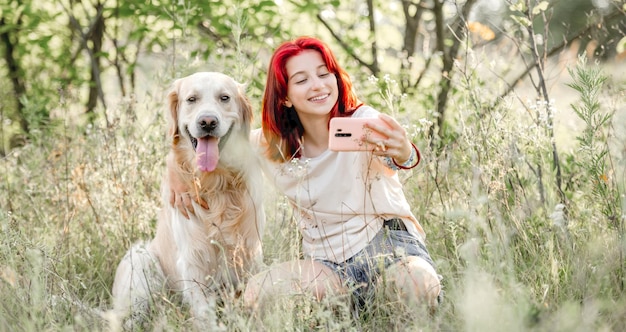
[{"left": 311, "top": 76, "right": 325, "bottom": 89}]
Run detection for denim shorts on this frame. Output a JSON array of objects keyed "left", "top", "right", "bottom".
[{"left": 315, "top": 219, "right": 440, "bottom": 307}]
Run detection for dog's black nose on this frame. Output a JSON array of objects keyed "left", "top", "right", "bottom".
[{"left": 198, "top": 115, "right": 218, "bottom": 132}]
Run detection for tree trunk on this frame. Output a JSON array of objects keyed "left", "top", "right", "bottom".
[
  {"left": 431, "top": 0, "right": 477, "bottom": 140},
  {"left": 400, "top": 0, "right": 425, "bottom": 92},
  {"left": 0, "top": 16, "right": 28, "bottom": 134},
  {"left": 86, "top": 1, "right": 106, "bottom": 117}
]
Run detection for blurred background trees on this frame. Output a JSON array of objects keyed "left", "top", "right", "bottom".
[{"left": 0, "top": 0, "right": 624, "bottom": 155}]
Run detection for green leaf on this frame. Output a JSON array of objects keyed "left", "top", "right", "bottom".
[
  {"left": 510, "top": 15, "right": 531, "bottom": 27},
  {"left": 532, "top": 1, "right": 549, "bottom": 15},
  {"left": 508, "top": 1, "right": 526, "bottom": 12}
]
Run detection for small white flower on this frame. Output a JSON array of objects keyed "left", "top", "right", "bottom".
[
  {"left": 419, "top": 118, "right": 433, "bottom": 127},
  {"left": 550, "top": 203, "right": 567, "bottom": 228}
]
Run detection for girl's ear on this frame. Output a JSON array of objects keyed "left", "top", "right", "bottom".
[{"left": 284, "top": 99, "right": 293, "bottom": 108}]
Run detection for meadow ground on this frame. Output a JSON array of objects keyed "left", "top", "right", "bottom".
[{"left": 0, "top": 53, "right": 624, "bottom": 331}]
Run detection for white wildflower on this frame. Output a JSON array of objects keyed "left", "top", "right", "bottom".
[
  {"left": 419, "top": 118, "right": 433, "bottom": 128},
  {"left": 550, "top": 203, "right": 567, "bottom": 229}
]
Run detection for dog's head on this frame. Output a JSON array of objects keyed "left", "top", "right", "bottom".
[{"left": 167, "top": 72, "right": 253, "bottom": 172}]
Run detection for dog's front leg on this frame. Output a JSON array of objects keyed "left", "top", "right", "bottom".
[
  {"left": 171, "top": 209, "right": 221, "bottom": 329},
  {"left": 178, "top": 259, "right": 220, "bottom": 329},
  {"left": 111, "top": 242, "right": 164, "bottom": 330}
]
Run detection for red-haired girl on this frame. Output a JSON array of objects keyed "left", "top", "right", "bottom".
[{"left": 245, "top": 36, "right": 441, "bottom": 312}]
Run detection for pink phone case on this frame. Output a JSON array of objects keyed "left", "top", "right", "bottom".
[{"left": 329, "top": 117, "right": 388, "bottom": 151}]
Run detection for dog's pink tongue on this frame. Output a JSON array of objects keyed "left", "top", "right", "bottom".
[{"left": 196, "top": 137, "right": 219, "bottom": 172}]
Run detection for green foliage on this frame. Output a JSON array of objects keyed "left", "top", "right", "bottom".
[
  {"left": 504, "top": 0, "right": 625, "bottom": 59},
  {"left": 0, "top": 1, "right": 60, "bottom": 136},
  {"left": 0, "top": 0, "right": 285, "bottom": 152},
  {"left": 566, "top": 55, "right": 622, "bottom": 227}
]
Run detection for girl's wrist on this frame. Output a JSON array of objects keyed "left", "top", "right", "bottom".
[
  {"left": 394, "top": 141, "right": 413, "bottom": 164},
  {"left": 386, "top": 142, "right": 421, "bottom": 170}
]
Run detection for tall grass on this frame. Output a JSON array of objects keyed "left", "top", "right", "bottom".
[{"left": 1, "top": 50, "right": 624, "bottom": 332}]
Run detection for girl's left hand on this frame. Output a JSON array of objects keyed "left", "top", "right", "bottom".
[{"left": 363, "top": 113, "right": 413, "bottom": 164}]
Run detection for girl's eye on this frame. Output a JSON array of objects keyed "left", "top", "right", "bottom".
[
  {"left": 320, "top": 72, "right": 330, "bottom": 77},
  {"left": 295, "top": 79, "right": 307, "bottom": 84}
]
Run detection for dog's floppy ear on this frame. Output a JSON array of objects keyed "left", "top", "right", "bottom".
[
  {"left": 236, "top": 82, "right": 253, "bottom": 134},
  {"left": 167, "top": 79, "right": 182, "bottom": 143}
]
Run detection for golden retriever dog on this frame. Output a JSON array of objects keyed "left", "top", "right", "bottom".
[{"left": 111, "top": 72, "right": 265, "bottom": 328}]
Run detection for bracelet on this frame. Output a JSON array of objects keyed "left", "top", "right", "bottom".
[{"left": 391, "top": 142, "right": 421, "bottom": 170}]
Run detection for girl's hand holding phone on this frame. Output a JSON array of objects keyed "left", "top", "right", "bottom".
[
  {"left": 364, "top": 114, "right": 413, "bottom": 164},
  {"left": 329, "top": 114, "right": 413, "bottom": 164}
]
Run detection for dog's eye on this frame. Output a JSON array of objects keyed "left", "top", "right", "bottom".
[
  {"left": 186, "top": 96, "right": 197, "bottom": 103},
  {"left": 219, "top": 95, "right": 230, "bottom": 103}
]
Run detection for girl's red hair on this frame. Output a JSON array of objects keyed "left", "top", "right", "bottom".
[{"left": 261, "top": 36, "right": 360, "bottom": 162}]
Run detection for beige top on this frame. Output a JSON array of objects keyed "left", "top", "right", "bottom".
[{"left": 251, "top": 106, "right": 425, "bottom": 263}]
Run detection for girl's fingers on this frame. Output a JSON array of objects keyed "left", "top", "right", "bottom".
[{"left": 362, "top": 115, "right": 413, "bottom": 162}]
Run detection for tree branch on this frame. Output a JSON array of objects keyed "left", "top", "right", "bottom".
[
  {"left": 495, "top": 9, "right": 623, "bottom": 105},
  {"left": 61, "top": 1, "right": 108, "bottom": 117},
  {"left": 316, "top": 13, "right": 377, "bottom": 74},
  {"left": 400, "top": 0, "right": 426, "bottom": 91},
  {"left": 430, "top": 0, "right": 478, "bottom": 139}
]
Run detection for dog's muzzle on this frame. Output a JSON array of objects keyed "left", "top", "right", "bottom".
[
  {"left": 198, "top": 115, "right": 219, "bottom": 134},
  {"left": 183, "top": 115, "right": 233, "bottom": 173},
  {"left": 186, "top": 115, "right": 220, "bottom": 150}
]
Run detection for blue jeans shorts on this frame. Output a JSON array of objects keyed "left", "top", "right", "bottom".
[{"left": 315, "top": 218, "right": 441, "bottom": 308}]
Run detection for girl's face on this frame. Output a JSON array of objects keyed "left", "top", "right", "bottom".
[{"left": 284, "top": 50, "right": 339, "bottom": 120}]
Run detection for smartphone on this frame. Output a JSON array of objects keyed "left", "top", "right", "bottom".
[{"left": 329, "top": 117, "right": 388, "bottom": 151}]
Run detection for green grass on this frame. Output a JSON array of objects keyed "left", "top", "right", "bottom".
[{"left": 1, "top": 56, "right": 624, "bottom": 331}]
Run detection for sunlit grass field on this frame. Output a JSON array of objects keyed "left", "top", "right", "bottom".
[{"left": 1, "top": 52, "right": 624, "bottom": 331}]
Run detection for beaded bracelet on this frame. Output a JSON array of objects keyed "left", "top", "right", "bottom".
[{"left": 389, "top": 142, "right": 421, "bottom": 170}]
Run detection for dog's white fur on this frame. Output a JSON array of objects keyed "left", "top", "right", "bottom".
[{"left": 111, "top": 72, "right": 264, "bottom": 327}]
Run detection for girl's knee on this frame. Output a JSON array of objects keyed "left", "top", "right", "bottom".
[
  {"left": 243, "top": 261, "right": 343, "bottom": 308},
  {"left": 243, "top": 269, "right": 281, "bottom": 309},
  {"left": 383, "top": 256, "right": 441, "bottom": 308}
]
